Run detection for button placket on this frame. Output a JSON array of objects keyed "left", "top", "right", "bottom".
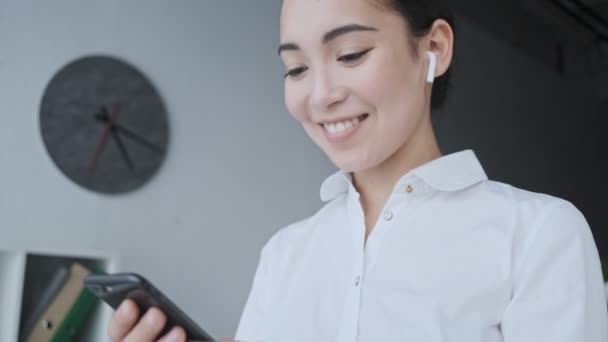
[
  {"left": 379, "top": 182, "right": 414, "bottom": 225},
  {"left": 342, "top": 190, "right": 366, "bottom": 341},
  {"left": 364, "top": 185, "right": 418, "bottom": 278}
]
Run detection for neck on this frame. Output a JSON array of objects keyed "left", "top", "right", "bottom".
[{"left": 352, "top": 115, "right": 441, "bottom": 223}]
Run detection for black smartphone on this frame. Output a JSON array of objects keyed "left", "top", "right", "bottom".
[{"left": 84, "top": 273, "right": 215, "bottom": 341}]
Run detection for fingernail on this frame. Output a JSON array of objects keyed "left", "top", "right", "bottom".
[
  {"left": 119, "top": 302, "right": 131, "bottom": 318},
  {"left": 166, "top": 327, "right": 183, "bottom": 342},
  {"left": 146, "top": 310, "right": 160, "bottom": 326}
]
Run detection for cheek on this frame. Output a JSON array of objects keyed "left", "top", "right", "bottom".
[
  {"left": 367, "top": 57, "right": 412, "bottom": 107},
  {"left": 344, "top": 55, "right": 408, "bottom": 114},
  {"left": 284, "top": 81, "right": 325, "bottom": 150},
  {"left": 284, "top": 82, "right": 310, "bottom": 123},
  {"left": 363, "top": 58, "right": 422, "bottom": 140}
]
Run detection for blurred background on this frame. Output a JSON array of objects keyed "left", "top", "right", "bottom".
[{"left": 0, "top": 0, "right": 606, "bottom": 340}]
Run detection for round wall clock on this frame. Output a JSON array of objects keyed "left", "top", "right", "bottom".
[{"left": 39, "top": 55, "right": 169, "bottom": 194}]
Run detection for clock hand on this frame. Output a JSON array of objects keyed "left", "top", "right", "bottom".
[
  {"left": 94, "top": 111, "right": 164, "bottom": 154},
  {"left": 112, "top": 124, "right": 164, "bottom": 154},
  {"left": 94, "top": 107, "right": 110, "bottom": 123},
  {"left": 110, "top": 125, "right": 135, "bottom": 172},
  {"left": 88, "top": 106, "right": 119, "bottom": 173}
]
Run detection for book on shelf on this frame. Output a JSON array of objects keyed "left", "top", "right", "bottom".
[
  {"left": 24, "top": 262, "right": 101, "bottom": 342},
  {"left": 21, "top": 266, "right": 70, "bottom": 340}
]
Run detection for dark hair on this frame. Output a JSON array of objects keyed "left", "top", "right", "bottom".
[{"left": 374, "top": 0, "right": 455, "bottom": 110}]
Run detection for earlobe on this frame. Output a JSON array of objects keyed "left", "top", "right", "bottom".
[{"left": 426, "top": 51, "right": 437, "bottom": 84}]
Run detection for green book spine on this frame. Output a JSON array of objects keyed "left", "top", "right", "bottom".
[{"left": 50, "top": 286, "right": 98, "bottom": 342}]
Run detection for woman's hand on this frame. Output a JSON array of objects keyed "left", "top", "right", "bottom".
[{"left": 108, "top": 299, "right": 238, "bottom": 342}]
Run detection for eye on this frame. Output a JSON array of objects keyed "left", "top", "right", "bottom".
[
  {"left": 337, "top": 48, "right": 373, "bottom": 64},
  {"left": 284, "top": 66, "right": 308, "bottom": 79}
]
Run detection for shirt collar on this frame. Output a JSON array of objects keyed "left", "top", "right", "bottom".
[
  {"left": 320, "top": 171, "right": 353, "bottom": 202},
  {"left": 320, "top": 149, "right": 488, "bottom": 202}
]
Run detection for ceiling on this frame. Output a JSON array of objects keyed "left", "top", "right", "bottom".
[{"left": 454, "top": 0, "right": 608, "bottom": 104}]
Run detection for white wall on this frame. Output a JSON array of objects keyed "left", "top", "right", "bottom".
[{"left": 1, "top": 0, "right": 604, "bottom": 338}]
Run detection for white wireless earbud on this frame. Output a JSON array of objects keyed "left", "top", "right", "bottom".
[{"left": 426, "top": 51, "right": 437, "bottom": 84}]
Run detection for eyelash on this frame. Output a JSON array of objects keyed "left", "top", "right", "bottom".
[
  {"left": 284, "top": 48, "right": 373, "bottom": 79},
  {"left": 284, "top": 66, "right": 308, "bottom": 79},
  {"left": 337, "top": 48, "right": 373, "bottom": 63}
]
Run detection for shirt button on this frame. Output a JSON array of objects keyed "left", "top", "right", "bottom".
[
  {"left": 354, "top": 276, "right": 361, "bottom": 286},
  {"left": 405, "top": 184, "right": 413, "bottom": 193},
  {"left": 383, "top": 210, "right": 394, "bottom": 221}
]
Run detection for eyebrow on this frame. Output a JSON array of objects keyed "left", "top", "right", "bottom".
[{"left": 278, "top": 24, "right": 378, "bottom": 55}]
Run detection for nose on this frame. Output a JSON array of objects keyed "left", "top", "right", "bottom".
[{"left": 310, "top": 70, "right": 348, "bottom": 112}]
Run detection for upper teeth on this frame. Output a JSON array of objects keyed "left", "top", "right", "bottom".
[{"left": 323, "top": 117, "right": 360, "bottom": 134}]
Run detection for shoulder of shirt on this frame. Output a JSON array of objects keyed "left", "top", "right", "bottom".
[
  {"left": 481, "top": 179, "right": 577, "bottom": 209},
  {"left": 260, "top": 196, "right": 346, "bottom": 257},
  {"left": 480, "top": 181, "right": 595, "bottom": 286},
  {"left": 478, "top": 179, "right": 587, "bottom": 231}
]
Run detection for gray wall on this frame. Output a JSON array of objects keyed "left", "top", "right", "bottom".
[
  {"left": 0, "top": 0, "right": 605, "bottom": 338},
  {"left": 0, "top": 0, "right": 334, "bottom": 337}
]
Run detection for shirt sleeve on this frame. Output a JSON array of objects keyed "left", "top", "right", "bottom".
[
  {"left": 235, "top": 240, "right": 273, "bottom": 342},
  {"left": 501, "top": 200, "right": 608, "bottom": 341}
]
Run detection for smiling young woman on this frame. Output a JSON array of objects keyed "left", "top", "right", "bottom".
[
  {"left": 235, "top": 0, "right": 608, "bottom": 341},
  {"left": 106, "top": 1, "right": 607, "bottom": 341}
]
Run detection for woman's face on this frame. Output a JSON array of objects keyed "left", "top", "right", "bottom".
[{"left": 280, "top": 0, "right": 431, "bottom": 172}]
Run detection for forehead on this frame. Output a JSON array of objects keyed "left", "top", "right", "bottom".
[{"left": 280, "top": 0, "right": 397, "bottom": 41}]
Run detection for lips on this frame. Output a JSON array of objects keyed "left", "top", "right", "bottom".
[
  {"left": 320, "top": 114, "right": 369, "bottom": 134},
  {"left": 319, "top": 113, "right": 370, "bottom": 143}
]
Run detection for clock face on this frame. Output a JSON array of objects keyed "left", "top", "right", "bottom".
[{"left": 40, "top": 55, "right": 169, "bottom": 194}]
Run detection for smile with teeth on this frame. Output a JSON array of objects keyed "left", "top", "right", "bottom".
[{"left": 322, "top": 114, "right": 369, "bottom": 134}]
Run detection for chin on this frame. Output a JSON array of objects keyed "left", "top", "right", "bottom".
[{"left": 328, "top": 151, "right": 380, "bottom": 173}]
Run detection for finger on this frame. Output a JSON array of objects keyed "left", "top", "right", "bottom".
[
  {"left": 124, "top": 307, "right": 167, "bottom": 342},
  {"left": 108, "top": 299, "right": 140, "bottom": 341},
  {"left": 158, "top": 326, "right": 186, "bottom": 342}
]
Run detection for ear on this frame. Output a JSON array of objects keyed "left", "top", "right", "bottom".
[{"left": 426, "top": 19, "right": 454, "bottom": 79}]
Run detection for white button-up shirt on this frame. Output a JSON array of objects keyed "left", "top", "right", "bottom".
[{"left": 235, "top": 150, "right": 608, "bottom": 342}]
